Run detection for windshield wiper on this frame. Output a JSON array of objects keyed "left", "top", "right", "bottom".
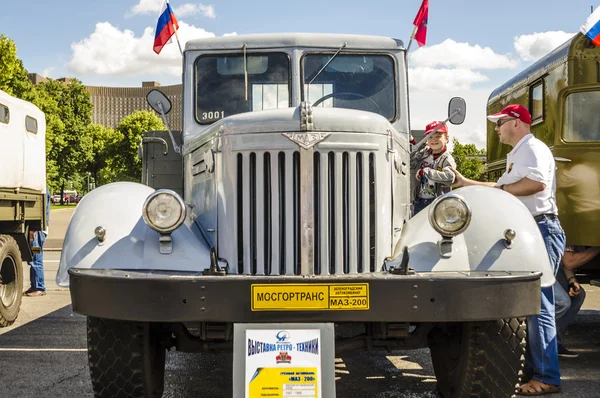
[{"left": 306, "top": 42, "right": 347, "bottom": 102}]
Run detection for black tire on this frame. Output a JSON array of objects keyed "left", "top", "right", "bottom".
[
  {"left": 87, "top": 317, "right": 166, "bottom": 398},
  {"left": 428, "top": 318, "right": 526, "bottom": 398},
  {"left": 0, "top": 235, "right": 23, "bottom": 327}
]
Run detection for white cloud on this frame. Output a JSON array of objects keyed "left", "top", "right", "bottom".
[
  {"left": 409, "top": 39, "right": 519, "bottom": 70},
  {"left": 409, "top": 67, "right": 489, "bottom": 92},
  {"left": 41, "top": 68, "right": 54, "bottom": 78},
  {"left": 128, "top": 0, "right": 216, "bottom": 18},
  {"left": 175, "top": 4, "right": 215, "bottom": 18},
  {"left": 514, "top": 31, "right": 575, "bottom": 61},
  {"left": 67, "top": 21, "right": 215, "bottom": 77}
]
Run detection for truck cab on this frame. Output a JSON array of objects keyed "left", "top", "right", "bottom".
[{"left": 59, "top": 33, "right": 555, "bottom": 398}]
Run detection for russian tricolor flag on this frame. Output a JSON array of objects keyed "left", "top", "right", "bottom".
[
  {"left": 153, "top": 0, "right": 179, "bottom": 54},
  {"left": 580, "top": 6, "right": 600, "bottom": 46}
]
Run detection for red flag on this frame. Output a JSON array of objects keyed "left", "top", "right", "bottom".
[{"left": 412, "top": 0, "right": 429, "bottom": 47}]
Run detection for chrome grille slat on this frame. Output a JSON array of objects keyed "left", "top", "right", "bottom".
[
  {"left": 348, "top": 153, "right": 358, "bottom": 274},
  {"left": 334, "top": 152, "right": 344, "bottom": 275},
  {"left": 371, "top": 153, "right": 380, "bottom": 272},
  {"left": 318, "top": 152, "right": 330, "bottom": 275},
  {"left": 361, "top": 151, "right": 370, "bottom": 273},
  {"left": 242, "top": 154, "right": 252, "bottom": 275},
  {"left": 285, "top": 152, "right": 295, "bottom": 275},
  {"left": 270, "top": 154, "right": 280, "bottom": 275},
  {"left": 255, "top": 151, "right": 266, "bottom": 275}
]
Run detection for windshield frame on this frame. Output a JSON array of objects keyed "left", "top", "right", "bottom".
[
  {"left": 193, "top": 51, "right": 292, "bottom": 125},
  {"left": 300, "top": 51, "right": 398, "bottom": 122}
]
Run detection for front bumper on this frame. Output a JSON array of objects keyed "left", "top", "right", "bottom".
[{"left": 68, "top": 269, "right": 541, "bottom": 323}]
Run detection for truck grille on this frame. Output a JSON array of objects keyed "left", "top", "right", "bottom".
[{"left": 235, "top": 150, "right": 378, "bottom": 276}]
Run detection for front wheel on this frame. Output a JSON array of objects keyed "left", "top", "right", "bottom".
[
  {"left": 87, "top": 317, "right": 166, "bottom": 398},
  {"left": 428, "top": 318, "right": 526, "bottom": 398}
]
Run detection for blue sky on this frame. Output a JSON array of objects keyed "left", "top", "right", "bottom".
[{"left": 1, "top": 0, "right": 598, "bottom": 147}]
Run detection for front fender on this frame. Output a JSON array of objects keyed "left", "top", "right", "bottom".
[
  {"left": 398, "top": 186, "right": 555, "bottom": 287},
  {"left": 56, "top": 182, "right": 211, "bottom": 287}
]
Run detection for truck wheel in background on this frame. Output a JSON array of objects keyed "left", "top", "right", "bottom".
[
  {"left": 0, "top": 235, "right": 23, "bottom": 327},
  {"left": 428, "top": 318, "right": 526, "bottom": 398},
  {"left": 87, "top": 317, "right": 166, "bottom": 398}
]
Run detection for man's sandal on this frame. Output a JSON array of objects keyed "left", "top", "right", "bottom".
[
  {"left": 23, "top": 289, "right": 46, "bottom": 297},
  {"left": 516, "top": 380, "right": 561, "bottom": 396}
]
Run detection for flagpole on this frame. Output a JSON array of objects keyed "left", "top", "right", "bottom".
[
  {"left": 406, "top": 25, "right": 418, "bottom": 53},
  {"left": 174, "top": 28, "right": 184, "bottom": 56}
]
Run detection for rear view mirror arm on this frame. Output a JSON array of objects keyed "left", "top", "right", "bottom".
[{"left": 157, "top": 101, "right": 181, "bottom": 155}]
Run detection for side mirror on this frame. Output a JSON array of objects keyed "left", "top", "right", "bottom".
[
  {"left": 448, "top": 97, "right": 466, "bottom": 125},
  {"left": 146, "top": 89, "right": 172, "bottom": 115}
]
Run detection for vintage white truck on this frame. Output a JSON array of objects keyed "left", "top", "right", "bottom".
[
  {"left": 58, "top": 34, "right": 554, "bottom": 398},
  {"left": 0, "top": 89, "right": 47, "bottom": 327}
]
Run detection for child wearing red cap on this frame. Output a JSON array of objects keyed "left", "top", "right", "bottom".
[{"left": 410, "top": 121, "right": 456, "bottom": 215}]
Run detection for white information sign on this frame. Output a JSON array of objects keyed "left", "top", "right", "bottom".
[{"left": 245, "top": 329, "right": 321, "bottom": 398}]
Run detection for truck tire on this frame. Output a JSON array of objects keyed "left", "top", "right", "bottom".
[
  {"left": 428, "top": 318, "right": 526, "bottom": 398},
  {"left": 87, "top": 317, "right": 166, "bottom": 398},
  {"left": 0, "top": 235, "right": 23, "bottom": 327}
]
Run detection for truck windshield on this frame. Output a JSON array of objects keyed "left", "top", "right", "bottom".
[
  {"left": 302, "top": 54, "right": 396, "bottom": 120},
  {"left": 195, "top": 53, "right": 290, "bottom": 124}
]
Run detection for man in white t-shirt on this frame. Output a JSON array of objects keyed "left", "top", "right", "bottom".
[{"left": 452, "top": 104, "right": 565, "bottom": 396}]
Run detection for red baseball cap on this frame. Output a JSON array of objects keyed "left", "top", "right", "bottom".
[
  {"left": 425, "top": 121, "right": 448, "bottom": 136},
  {"left": 487, "top": 104, "right": 532, "bottom": 125}
]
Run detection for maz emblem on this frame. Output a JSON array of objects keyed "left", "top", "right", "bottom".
[{"left": 283, "top": 132, "right": 330, "bottom": 149}]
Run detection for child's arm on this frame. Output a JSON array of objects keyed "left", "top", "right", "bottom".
[
  {"left": 422, "top": 155, "right": 456, "bottom": 184},
  {"left": 410, "top": 147, "right": 429, "bottom": 170}
]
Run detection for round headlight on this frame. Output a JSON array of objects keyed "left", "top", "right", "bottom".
[
  {"left": 428, "top": 194, "right": 472, "bottom": 236},
  {"left": 142, "top": 189, "right": 186, "bottom": 233}
]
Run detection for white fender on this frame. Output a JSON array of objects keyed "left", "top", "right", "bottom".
[
  {"left": 398, "top": 186, "right": 556, "bottom": 287},
  {"left": 56, "top": 182, "right": 212, "bottom": 287}
]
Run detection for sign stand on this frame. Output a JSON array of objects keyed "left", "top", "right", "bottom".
[{"left": 233, "top": 323, "right": 336, "bottom": 398}]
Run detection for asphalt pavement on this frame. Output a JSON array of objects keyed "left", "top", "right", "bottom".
[{"left": 1, "top": 208, "right": 599, "bottom": 397}]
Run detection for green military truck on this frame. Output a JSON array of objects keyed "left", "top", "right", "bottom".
[
  {"left": 487, "top": 32, "right": 600, "bottom": 263},
  {"left": 0, "top": 89, "right": 47, "bottom": 327}
]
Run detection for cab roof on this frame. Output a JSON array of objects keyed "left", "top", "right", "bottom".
[{"left": 185, "top": 33, "right": 405, "bottom": 52}]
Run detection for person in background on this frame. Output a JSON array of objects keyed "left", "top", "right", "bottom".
[
  {"left": 451, "top": 104, "right": 564, "bottom": 396},
  {"left": 23, "top": 188, "right": 50, "bottom": 297},
  {"left": 554, "top": 245, "right": 600, "bottom": 358},
  {"left": 410, "top": 121, "right": 456, "bottom": 215}
]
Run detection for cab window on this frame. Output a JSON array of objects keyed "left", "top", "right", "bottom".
[
  {"left": 0, "top": 104, "right": 9, "bottom": 124},
  {"left": 563, "top": 91, "right": 600, "bottom": 142},
  {"left": 195, "top": 53, "right": 290, "bottom": 124},
  {"left": 530, "top": 82, "right": 543, "bottom": 122},
  {"left": 302, "top": 53, "right": 396, "bottom": 121}
]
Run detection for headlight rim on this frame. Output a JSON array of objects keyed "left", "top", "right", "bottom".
[
  {"left": 142, "top": 189, "right": 186, "bottom": 234},
  {"left": 428, "top": 193, "right": 472, "bottom": 237}
]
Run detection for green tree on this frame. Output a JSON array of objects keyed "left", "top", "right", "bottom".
[
  {"left": 0, "top": 34, "right": 35, "bottom": 100},
  {"left": 451, "top": 138, "right": 487, "bottom": 181},
  {"left": 115, "top": 110, "right": 166, "bottom": 181},
  {"left": 85, "top": 124, "right": 124, "bottom": 186},
  {"left": 35, "top": 79, "right": 94, "bottom": 198}
]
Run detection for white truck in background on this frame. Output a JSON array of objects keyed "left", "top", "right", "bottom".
[{"left": 0, "top": 89, "right": 47, "bottom": 327}]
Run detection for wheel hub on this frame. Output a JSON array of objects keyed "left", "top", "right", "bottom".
[{"left": 0, "top": 255, "right": 18, "bottom": 308}]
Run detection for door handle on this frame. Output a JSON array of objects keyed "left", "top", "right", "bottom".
[{"left": 554, "top": 157, "right": 572, "bottom": 163}]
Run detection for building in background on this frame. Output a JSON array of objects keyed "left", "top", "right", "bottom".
[{"left": 28, "top": 74, "right": 183, "bottom": 131}]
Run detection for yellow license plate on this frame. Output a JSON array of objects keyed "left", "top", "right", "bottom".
[{"left": 251, "top": 283, "right": 369, "bottom": 311}]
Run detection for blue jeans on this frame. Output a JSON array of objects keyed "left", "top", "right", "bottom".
[
  {"left": 28, "top": 231, "right": 46, "bottom": 291},
  {"left": 554, "top": 268, "right": 585, "bottom": 348},
  {"left": 413, "top": 197, "right": 433, "bottom": 216},
  {"left": 524, "top": 218, "right": 565, "bottom": 386}
]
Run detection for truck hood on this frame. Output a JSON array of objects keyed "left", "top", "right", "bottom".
[{"left": 184, "top": 107, "right": 398, "bottom": 154}]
